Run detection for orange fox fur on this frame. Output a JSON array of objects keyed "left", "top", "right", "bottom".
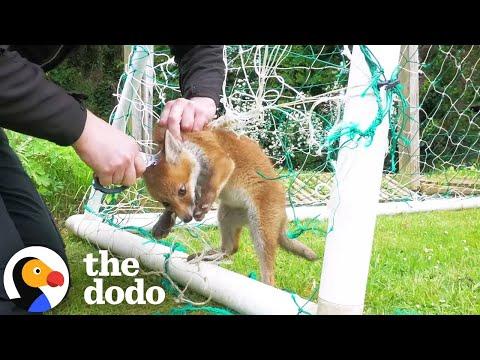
[{"left": 143, "top": 124, "right": 317, "bottom": 286}]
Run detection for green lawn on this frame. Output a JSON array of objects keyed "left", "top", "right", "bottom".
[
  {"left": 51, "top": 208, "right": 480, "bottom": 315},
  {"left": 6, "top": 132, "right": 479, "bottom": 315}
]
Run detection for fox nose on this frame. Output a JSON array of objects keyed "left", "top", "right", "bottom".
[{"left": 183, "top": 215, "right": 193, "bottom": 223}]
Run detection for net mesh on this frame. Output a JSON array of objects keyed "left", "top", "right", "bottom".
[{"left": 79, "top": 45, "right": 480, "bottom": 308}]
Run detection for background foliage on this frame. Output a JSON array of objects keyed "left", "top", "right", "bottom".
[
  {"left": 6, "top": 45, "right": 479, "bottom": 217},
  {"left": 46, "top": 45, "right": 480, "bottom": 172}
]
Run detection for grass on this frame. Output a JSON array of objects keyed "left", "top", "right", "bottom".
[
  {"left": 424, "top": 165, "right": 479, "bottom": 182},
  {"left": 5, "top": 132, "right": 480, "bottom": 315},
  {"left": 49, "top": 229, "right": 181, "bottom": 315},
  {"left": 366, "top": 209, "right": 480, "bottom": 314},
  {"left": 51, "top": 208, "right": 480, "bottom": 315}
]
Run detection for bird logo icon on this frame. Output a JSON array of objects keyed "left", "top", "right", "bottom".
[{"left": 3, "top": 246, "right": 69, "bottom": 313}]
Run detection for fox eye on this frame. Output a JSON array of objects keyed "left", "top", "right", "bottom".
[
  {"left": 178, "top": 184, "right": 186, "bottom": 197},
  {"left": 162, "top": 202, "right": 170, "bottom": 208}
]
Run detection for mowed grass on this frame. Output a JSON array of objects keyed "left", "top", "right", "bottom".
[
  {"left": 52, "top": 208, "right": 480, "bottom": 315},
  {"left": 50, "top": 229, "right": 181, "bottom": 315},
  {"left": 6, "top": 132, "right": 479, "bottom": 315}
]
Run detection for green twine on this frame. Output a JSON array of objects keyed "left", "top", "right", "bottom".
[
  {"left": 286, "top": 227, "right": 308, "bottom": 240},
  {"left": 290, "top": 295, "right": 312, "bottom": 315},
  {"left": 286, "top": 219, "right": 323, "bottom": 239},
  {"left": 282, "top": 282, "right": 320, "bottom": 315},
  {"left": 324, "top": 45, "right": 411, "bottom": 173},
  {"left": 154, "top": 304, "right": 237, "bottom": 315},
  {"left": 253, "top": 45, "right": 416, "bottom": 240},
  {"left": 84, "top": 205, "right": 188, "bottom": 253},
  {"left": 143, "top": 236, "right": 188, "bottom": 253},
  {"left": 286, "top": 214, "right": 328, "bottom": 239},
  {"left": 393, "top": 308, "right": 420, "bottom": 315},
  {"left": 159, "top": 278, "right": 179, "bottom": 296},
  {"left": 162, "top": 243, "right": 178, "bottom": 275}
]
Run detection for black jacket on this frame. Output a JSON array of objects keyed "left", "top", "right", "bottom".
[{"left": 0, "top": 45, "right": 225, "bottom": 146}]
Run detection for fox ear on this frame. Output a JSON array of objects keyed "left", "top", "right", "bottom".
[{"left": 164, "top": 129, "right": 182, "bottom": 164}]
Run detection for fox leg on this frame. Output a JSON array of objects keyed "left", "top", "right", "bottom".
[
  {"left": 152, "top": 209, "right": 176, "bottom": 239},
  {"left": 193, "top": 155, "right": 235, "bottom": 222},
  {"left": 218, "top": 204, "right": 247, "bottom": 255},
  {"left": 187, "top": 204, "right": 246, "bottom": 262},
  {"left": 247, "top": 203, "right": 284, "bottom": 286}
]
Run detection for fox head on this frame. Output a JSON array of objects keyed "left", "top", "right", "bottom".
[{"left": 143, "top": 129, "right": 198, "bottom": 223}]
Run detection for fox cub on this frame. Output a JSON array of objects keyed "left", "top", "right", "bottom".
[{"left": 143, "top": 124, "right": 317, "bottom": 286}]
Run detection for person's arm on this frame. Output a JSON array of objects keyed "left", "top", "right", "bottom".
[
  {"left": 0, "top": 48, "right": 87, "bottom": 146},
  {"left": 169, "top": 45, "right": 225, "bottom": 108},
  {"left": 158, "top": 45, "right": 226, "bottom": 140},
  {"left": 0, "top": 48, "right": 145, "bottom": 186}
]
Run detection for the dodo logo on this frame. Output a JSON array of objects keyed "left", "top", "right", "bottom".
[{"left": 3, "top": 246, "right": 69, "bottom": 313}]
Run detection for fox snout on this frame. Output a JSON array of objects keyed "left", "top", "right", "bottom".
[
  {"left": 182, "top": 214, "right": 193, "bottom": 223},
  {"left": 175, "top": 203, "right": 195, "bottom": 224}
]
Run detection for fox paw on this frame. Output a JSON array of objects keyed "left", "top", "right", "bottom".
[
  {"left": 193, "top": 194, "right": 215, "bottom": 221},
  {"left": 152, "top": 211, "right": 176, "bottom": 239},
  {"left": 152, "top": 222, "right": 172, "bottom": 239},
  {"left": 193, "top": 203, "right": 211, "bottom": 221},
  {"left": 187, "top": 249, "right": 227, "bottom": 262}
]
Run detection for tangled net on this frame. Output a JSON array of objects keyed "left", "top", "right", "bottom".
[{"left": 79, "top": 45, "right": 479, "bottom": 311}]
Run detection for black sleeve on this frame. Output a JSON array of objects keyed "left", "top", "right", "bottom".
[
  {"left": 0, "top": 48, "right": 87, "bottom": 146},
  {"left": 168, "top": 45, "right": 225, "bottom": 108}
]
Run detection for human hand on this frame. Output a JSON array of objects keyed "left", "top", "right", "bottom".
[
  {"left": 158, "top": 97, "right": 217, "bottom": 140},
  {"left": 72, "top": 110, "right": 146, "bottom": 187}
]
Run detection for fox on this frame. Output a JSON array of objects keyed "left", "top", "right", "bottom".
[{"left": 143, "top": 123, "right": 317, "bottom": 286}]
